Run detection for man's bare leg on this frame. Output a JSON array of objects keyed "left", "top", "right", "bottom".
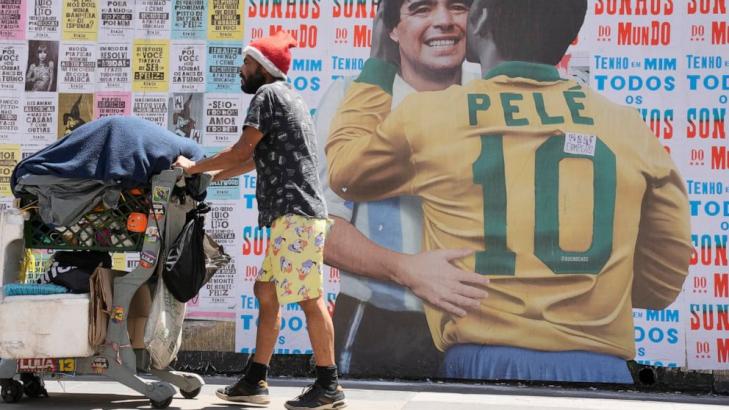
[
  {"left": 216, "top": 281, "right": 280, "bottom": 404},
  {"left": 300, "top": 296, "right": 335, "bottom": 366},
  {"left": 252, "top": 281, "right": 282, "bottom": 365}
]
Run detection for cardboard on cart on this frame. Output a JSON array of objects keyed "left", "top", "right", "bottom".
[
  {"left": 0, "top": 294, "right": 96, "bottom": 359},
  {"left": 128, "top": 283, "right": 152, "bottom": 349}
]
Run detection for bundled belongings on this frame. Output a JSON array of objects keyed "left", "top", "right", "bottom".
[
  {"left": 11, "top": 116, "right": 205, "bottom": 227},
  {"left": 36, "top": 251, "right": 111, "bottom": 293},
  {"left": 162, "top": 203, "right": 231, "bottom": 303}
]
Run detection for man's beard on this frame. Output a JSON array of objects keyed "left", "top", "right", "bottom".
[{"left": 241, "top": 69, "right": 267, "bottom": 94}]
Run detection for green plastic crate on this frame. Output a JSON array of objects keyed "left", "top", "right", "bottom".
[{"left": 22, "top": 190, "right": 151, "bottom": 252}]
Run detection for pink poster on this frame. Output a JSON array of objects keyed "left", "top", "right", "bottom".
[
  {"left": 0, "top": 0, "right": 26, "bottom": 40},
  {"left": 94, "top": 92, "right": 131, "bottom": 119}
]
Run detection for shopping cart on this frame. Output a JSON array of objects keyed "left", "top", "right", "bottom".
[{"left": 0, "top": 168, "right": 207, "bottom": 409}]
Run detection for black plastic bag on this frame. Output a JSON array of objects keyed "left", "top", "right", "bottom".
[{"left": 163, "top": 203, "right": 229, "bottom": 303}]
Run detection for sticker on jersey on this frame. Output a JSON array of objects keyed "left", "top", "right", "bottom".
[
  {"left": 152, "top": 186, "right": 171, "bottom": 203},
  {"left": 564, "top": 133, "right": 596, "bottom": 157},
  {"left": 140, "top": 251, "right": 157, "bottom": 269},
  {"left": 91, "top": 357, "right": 109, "bottom": 374},
  {"left": 112, "top": 306, "right": 125, "bottom": 322}
]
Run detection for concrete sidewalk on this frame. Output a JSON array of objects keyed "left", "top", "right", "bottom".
[{"left": 4, "top": 377, "right": 727, "bottom": 409}]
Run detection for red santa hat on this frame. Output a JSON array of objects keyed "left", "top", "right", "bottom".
[{"left": 244, "top": 31, "right": 297, "bottom": 80}]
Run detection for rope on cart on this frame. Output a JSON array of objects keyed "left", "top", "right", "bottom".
[{"left": 19, "top": 200, "right": 38, "bottom": 211}]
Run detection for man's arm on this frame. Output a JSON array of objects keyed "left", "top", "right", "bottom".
[
  {"left": 173, "top": 126, "right": 263, "bottom": 175},
  {"left": 325, "top": 217, "right": 488, "bottom": 317},
  {"left": 326, "top": 61, "right": 414, "bottom": 202},
  {"left": 631, "top": 121, "right": 692, "bottom": 309},
  {"left": 631, "top": 168, "right": 691, "bottom": 309},
  {"left": 211, "top": 159, "right": 256, "bottom": 182}
]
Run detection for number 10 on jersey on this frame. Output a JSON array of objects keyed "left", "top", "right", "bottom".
[{"left": 472, "top": 134, "right": 616, "bottom": 276}]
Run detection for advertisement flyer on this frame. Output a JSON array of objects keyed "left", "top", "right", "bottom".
[
  {"left": 132, "top": 39, "right": 169, "bottom": 92},
  {"left": 58, "top": 42, "right": 96, "bottom": 92},
  {"left": 186, "top": 202, "right": 244, "bottom": 321},
  {"left": 134, "top": 0, "right": 171, "bottom": 39},
  {"left": 171, "top": 0, "right": 206, "bottom": 40},
  {"left": 131, "top": 93, "right": 167, "bottom": 127},
  {"left": 169, "top": 41, "right": 205, "bottom": 92},
  {"left": 61, "top": 0, "right": 99, "bottom": 42},
  {"left": 203, "top": 93, "right": 243, "bottom": 147},
  {"left": 57, "top": 92, "right": 93, "bottom": 138},
  {"left": 208, "top": 0, "right": 243, "bottom": 41},
  {"left": 0, "top": 0, "right": 27, "bottom": 41},
  {"left": 24, "top": 40, "right": 58, "bottom": 92},
  {"left": 186, "top": 255, "right": 240, "bottom": 321},
  {"left": 167, "top": 92, "right": 203, "bottom": 143},
  {"left": 205, "top": 42, "right": 242, "bottom": 93},
  {"left": 99, "top": 0, "right": 134, "bottom": 41},
  {"left": 26, "top": 0, "right": 61, "bottom": 40},
  {"left": 97, "top": 43, "right": 132, "bottom": 91},
  {"left": 0, "top": 144, "right": 20, "bottom": 197},
  {"left": 22, "top": 93, "right": 57, "bottom": 144},
  {"left": 0, "top": 94, "right": 23, "bottom": 142},
  {"left": 1, "top": 43, "right": 27, "bottom": 93},
  {"left": 94, "top": 91, "right": 131, "bottom": 118}
]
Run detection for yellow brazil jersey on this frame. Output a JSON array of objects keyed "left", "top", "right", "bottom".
[{"left": 327, "top": 60, "right": 691, "bottom": 359}]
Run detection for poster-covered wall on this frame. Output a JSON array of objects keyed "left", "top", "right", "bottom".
[{"left": 1, "top": 0, "right": 727, "bottom": 378}]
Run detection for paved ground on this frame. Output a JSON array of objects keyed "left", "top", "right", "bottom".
[{"left": 2, "top": 377, "right": 727, "bottom": 409}]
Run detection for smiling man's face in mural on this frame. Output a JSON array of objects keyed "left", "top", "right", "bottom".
[{"left": 389, "top": 0, "right": 470, "bottom": 78}]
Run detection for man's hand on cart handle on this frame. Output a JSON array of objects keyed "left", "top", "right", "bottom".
[{"left": 173, "top": 155, "right": 196, "bottom": 175}]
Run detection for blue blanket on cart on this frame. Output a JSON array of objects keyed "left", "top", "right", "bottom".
[{"left": 11, "top": 116, "right": 204, "bottom": 192}]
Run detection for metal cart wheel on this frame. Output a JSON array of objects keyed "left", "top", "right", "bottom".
[
  {"left": 1, "top": 379, "right": 23, "bottom": 403},
  {"left": 150, "top": 396, "right": 173, "bottom": 409},
  {"left": 180, "top": 386, "right": 201, "bottom": 399},
  {"left": 20, "top": 373, "right": 47, "bottom": 398}
]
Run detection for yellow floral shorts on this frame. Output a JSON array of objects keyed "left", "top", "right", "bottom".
[{"left": 258, "top": 214, "right": 329, "bottom": 305}]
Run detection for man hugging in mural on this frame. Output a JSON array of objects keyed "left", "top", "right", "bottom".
[
  {"left": 326, "top": 0, "right": 691, "bottom": 383},
  {"left": 315, "top": 0, "right": 489, "bottom": 377}
]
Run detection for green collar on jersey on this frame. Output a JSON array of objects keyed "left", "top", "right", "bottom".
[{"left": 483, "top": 61, "right": 562, "bottom": 82}]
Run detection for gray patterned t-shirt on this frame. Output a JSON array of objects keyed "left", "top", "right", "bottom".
[{"left": 244, "top": 81, "right": 327, "bottom": 227}]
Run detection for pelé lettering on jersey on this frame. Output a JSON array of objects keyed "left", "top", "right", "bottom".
[{"left": 467, "top": 90, "right": 594, "bottom": 127}]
